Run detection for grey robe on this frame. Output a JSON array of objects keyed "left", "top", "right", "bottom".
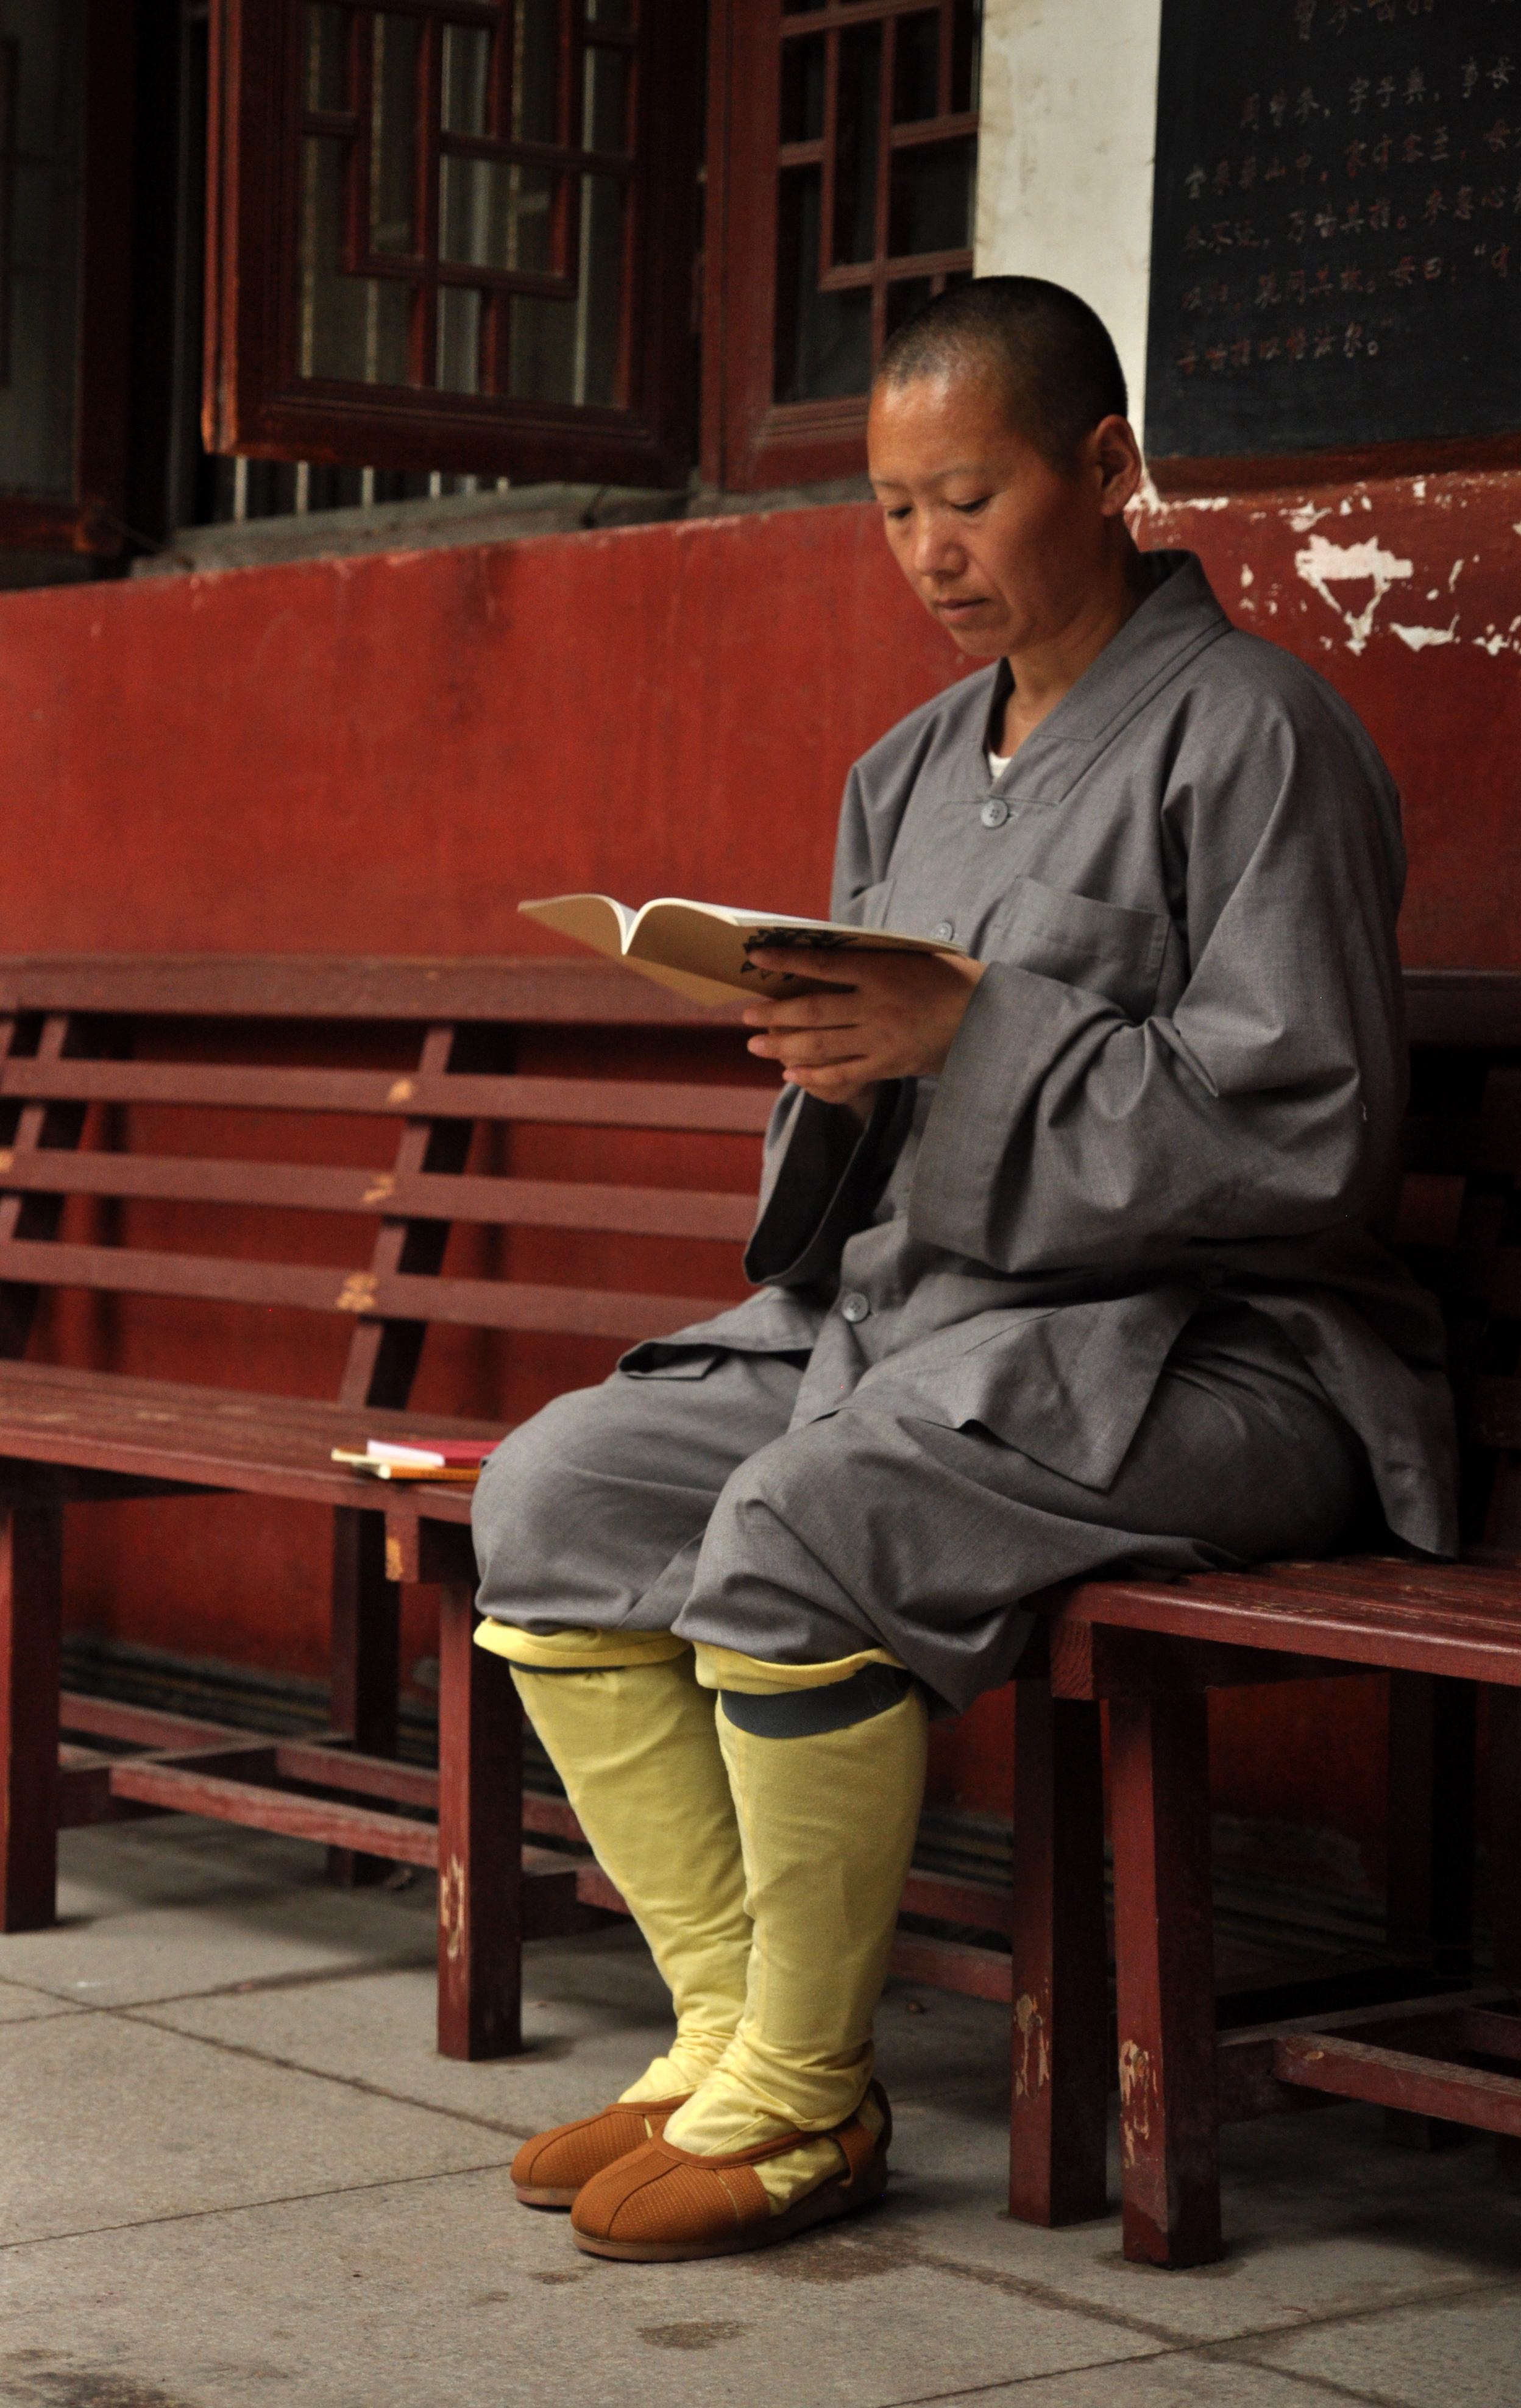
[{"left": 622, "top": 550, "right": 1458, "bottom": 1561}]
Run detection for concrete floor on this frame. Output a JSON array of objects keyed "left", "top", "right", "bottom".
[{"left": 2, "top": 1820, "right": 1520, "bottom": 2408}]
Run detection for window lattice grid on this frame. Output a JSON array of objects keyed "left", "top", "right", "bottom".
[
  {"left": 774, "top": 0, "right": 979, "bottom": 405},
  {"left": 296, "top": 0, "right": 637, "bottom": 407}
]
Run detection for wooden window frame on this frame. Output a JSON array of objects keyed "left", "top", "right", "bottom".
[
  {"left": 0, "top": 0, "right": 133, "bottom": 557},
  {"left": 703, "top": 0, "right": 977, "bottom": 494},
  {"left": 204, "top": 0, "right": 703, "bottom": 488}
]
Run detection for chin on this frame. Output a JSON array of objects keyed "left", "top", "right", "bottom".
[{"left": 944, "top": 623, "right": 1009, "bottom": 660}]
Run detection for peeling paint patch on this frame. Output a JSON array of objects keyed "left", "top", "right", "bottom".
[
  {"left": 1012, "top": 1992, "right": 1051, "bottom": 2100},
  {"left": 1473, "top": 628, "right": 1519, "bottom": 656},
  {"left": 1119, "top": 2038, "right": 1155, "bottom": 2167},
  {"left": 1391, "top": 620, "right": 1459, "bottom": 651},
  {"left": 1285, "top": 500, "right": 1330, "bottom": 533},
  {"left": 1170, "top": 494, "right": 1230, "bottom": 511},
  {"left": 1447, "top": 558, "right": 1466, "bottom": 591},
  {"left": 1294, "top": 533, "right": 1413, "bottom": 653}
]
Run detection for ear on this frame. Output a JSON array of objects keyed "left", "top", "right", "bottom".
[{"left": 1092, "top": 416, "right": 1145, "bottom": 518}]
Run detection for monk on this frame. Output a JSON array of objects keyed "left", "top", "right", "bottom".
[{"left": 471, "top": 277, "right": 1456, "bottom": 2263}]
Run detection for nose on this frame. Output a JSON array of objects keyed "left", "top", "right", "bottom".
[{"left": 909, "top": 507, "right": 966, "bottom": 581}]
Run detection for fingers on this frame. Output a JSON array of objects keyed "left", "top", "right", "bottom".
[{"left": 747, "top": 1026, "right": 871, "bottom": 1069}]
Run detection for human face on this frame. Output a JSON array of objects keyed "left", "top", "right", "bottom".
[{"left": 867, "top": 370, "right": 1140, "bottom": 664}]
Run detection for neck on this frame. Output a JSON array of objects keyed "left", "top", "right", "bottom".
[{"left": 998, "top": 541, "right": 1154, "bottom": 757}]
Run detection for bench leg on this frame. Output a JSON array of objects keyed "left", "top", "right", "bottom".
[
  {"left": 1008, "top": 1680, "right": 1109, "bottom": 2225},
  {"left": 0, "top": 1505, "right": 63, "bottom": 1932},
  {"left": 1110, "top": 1692, "right": 1222, "bottom": 2268},
  {"left": 327, "top": 1507, "right": 401, "bottom": 1886},
  {"left": 436, "top": 1580, "right": 523, "bottom": 2060},
  {"left": 1386, "top": 1671, "right": 1475, "bottom": 1979}
]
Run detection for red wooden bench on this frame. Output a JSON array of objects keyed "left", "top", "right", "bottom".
[
  {"left": 386, "top": 967, "right": 1521, "bottom": 2245},
  {"left": 0, "top": 954, "right": 773, "bottom": 2053},
  {"left": 0, "top": 952, "right": 1025, "bottom": 2063},
  {"left": 1033, "top": 969, "right": 1521, "bottom": 2267}
]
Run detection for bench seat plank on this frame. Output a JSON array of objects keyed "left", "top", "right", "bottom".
[
  {"left": 1060, "top": 1567, "right": 1521, "bottom": 1688},
  {"left": 0, "top": 1361, "right": 508, "bottom": 1509}
]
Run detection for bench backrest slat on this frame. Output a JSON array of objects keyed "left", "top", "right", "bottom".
[
  {"left": 0, "top": 1059, "right": 775, "bottom": 1133},
  {"left": 0, "top": 1237, "right": 737, "bottom": 1344},
  {"left": 0, "top": 1150, "right": 757, "bottom": 1241}
]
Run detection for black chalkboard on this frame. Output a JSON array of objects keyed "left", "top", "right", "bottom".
[{"left": 1144, "top": 0, "right": 1521, "bottom": 461}]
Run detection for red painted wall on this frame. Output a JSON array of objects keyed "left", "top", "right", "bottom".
[{"left": 9, "top": 467, "right": 1520, "bottom": 1896}]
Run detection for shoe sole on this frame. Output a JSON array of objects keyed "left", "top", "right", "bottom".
[
  {"left": 570, "top": 2155, "right": 889, "bottom": 2262},
  {"left": 514, "top": 2184, "right": 578, "bottom": 2209}
]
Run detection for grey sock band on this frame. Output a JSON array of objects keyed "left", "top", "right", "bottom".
[{"left": 719, "top": 1664, "right": 915, "bottom": 1738}]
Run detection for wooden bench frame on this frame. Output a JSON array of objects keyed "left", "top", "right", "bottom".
[
  {"left": 0, "top": 953, "right": 1026, "bottom": 2064},
  {"left": 7, "top": 954, "right": 1519, "bottom": 2258},
  {"left": 385, "top": 968, "right": 1521, "bottom": 2248}
]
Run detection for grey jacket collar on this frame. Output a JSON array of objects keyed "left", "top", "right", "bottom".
[{"left": 970, "top": 551, "right": 1233, "bottom": 806}]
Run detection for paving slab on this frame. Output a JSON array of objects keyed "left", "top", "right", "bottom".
[
  {"left": 923, "top": 2356, "right": 1339, "bottom": 2406},
  {"left": 1244, "top": 2278, "right": 1521, "bottom": 2408},
  {"left": 144, "top": 1944, "right": 1013, "bottom": 2154},
  {"left": 0, "top": 2162, "right": 1164, "bottom": 2408},
  {"left": 877, "top": 2086, "right": 1521, "bottom": 2348},
  {"left": 0, "top": 1821, "right": 438, "bottom": 2011},
  {"left": 0, "top": 1983, "right": 80, "bottom": 2028},
  {"left": 0, "top": 2010, "right": 511, "bottom": 2250}
]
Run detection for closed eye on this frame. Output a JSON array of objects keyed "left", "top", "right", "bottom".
[{"left": 952, "top": 497, "right": 991, "bottom": 516}]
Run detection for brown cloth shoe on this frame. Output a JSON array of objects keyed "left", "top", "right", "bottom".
[
  {"left": 569, "top": 2083, "right": 893, "bottom": 2261},
  {"left": 511, "top": 2095, "right": 690, "bottom": 2209}
]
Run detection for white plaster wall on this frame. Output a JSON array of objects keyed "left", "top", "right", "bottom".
[{"left": 974, "top": 0, "right": 1165, "bottom": 438}]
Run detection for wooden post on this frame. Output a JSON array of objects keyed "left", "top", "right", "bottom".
[
  {"left": 0, "top": 1504, "right": 64, "bottom": 1931},
  {"left": 1384, "top": 1670, "right": 1478, "bottom": 2150},
  {"left": 326, "top": 1507, "right": 401, "bottom": 1886},
  {"left": 1109, "top": 1692, "right": 1222, "bottom": 2268},
  {"left": 1386, "top": 1670, "right": 1476, "bottom": 1978},
  {"left": 1007, "top": 1680, "right": 1110, "bottom": 2225},
  {"left": 436, "top": 1581, "right": 523, "bottom": 2060}
]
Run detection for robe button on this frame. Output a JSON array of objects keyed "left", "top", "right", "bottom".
[
  {"left": 839, "top": 1291, "right": 871, "bottom": 1324},
  {"left": 979, "top": 798, "right": 1010, "bottom": 829},
  {"left": 930, "top": 921, "right": 956, "bottom": 944}
]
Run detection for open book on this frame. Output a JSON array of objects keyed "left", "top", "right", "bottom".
[{"left": 520, "top": 893, "right": 965, "bottom": 1008}]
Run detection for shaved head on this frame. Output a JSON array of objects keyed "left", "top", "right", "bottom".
[{"left": 874, "top": 278, "right": 1129, "bottom": 469}]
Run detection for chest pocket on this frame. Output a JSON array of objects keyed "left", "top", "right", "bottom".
[{"left": 985, "top": 876, "right": 1169, "bottom": 1022}]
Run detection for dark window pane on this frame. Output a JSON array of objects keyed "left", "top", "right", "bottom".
[
  {"left": 305, "top": 4, "right": 349, "bottom": 110},
  {"left": 512, "top": 0, "right": 560, "bottom": 144},
  {"left": 893, "top": 14, "right": 939, "bottom": 124},
  {"left": 370, "top": 13, "right": 420, "bottom": 255},
  {"left": 440, "top": 156, "right": 556, "bottom": 271},
  {"left": 583, "top": 44, "right": 627, "bottom": 152},
  {"left": 890, "top": 136, "right": 975, "bottom": 256},
  {"left": 510, "top": 172, "right": 623, "bottom": 403},
  {"left": 832, "top": 24, "right": 881, "bottom": 266},
  {"left": 0, "top": 0, "right": 85, "bottom": 497},
  {"left": 775, "top": 165, "right": 871, "bottom": 402},
  {"left": 885, "top": 274, "right": 934, "bottom": 339},
  {"left": 300, "top": 135, "right": 412, "bottom": 380},
  {"left": 782, "top": 0, "right": 826, "bottom": 12},
  {"left": 778, "top": 34, "right": 824, "bottom": 144},
  {"left": 586, "top": 0, "right": 631, "bottom": 22},
  {"left": 441, "top": 23, "right": 491, "bottom": 136},
  {"left": 951, "top": 0, "right": 983, "bottom": 115},
  {"left": 436, "top": 285, "right": 483, "bottom": 390}
]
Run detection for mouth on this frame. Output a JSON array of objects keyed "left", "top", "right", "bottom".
[{"left": 933, "top": 595, "right": 988, "bottom": 617}]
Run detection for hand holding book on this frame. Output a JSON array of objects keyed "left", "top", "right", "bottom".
[{"left": 741, "top": 943, "right": 986, "bottom": 1111}]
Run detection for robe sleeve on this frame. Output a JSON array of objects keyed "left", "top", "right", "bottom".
[{"left": 909, "top": 670, "right": 1409, "bottom": 1277}]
